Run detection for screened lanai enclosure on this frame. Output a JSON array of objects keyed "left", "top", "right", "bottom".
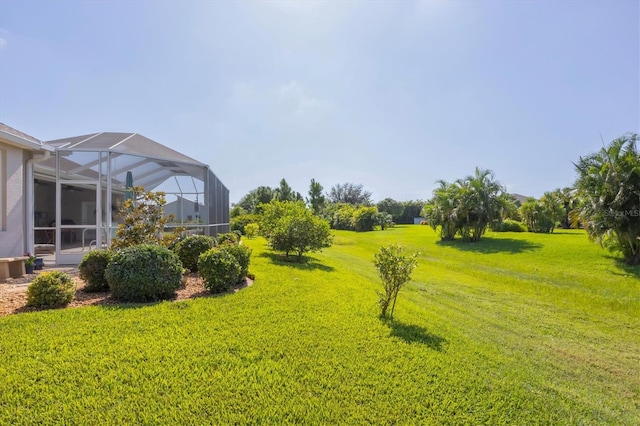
[{"left": 31, "top": 132, "right": 229, "bottom": 265}]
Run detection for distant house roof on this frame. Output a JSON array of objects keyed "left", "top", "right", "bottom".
[
  {"left": 511, "top": 193, "right": 530, "bottom": 204},
  {"left": 0, "top": 122, "right": 54, "bottom": 151}
]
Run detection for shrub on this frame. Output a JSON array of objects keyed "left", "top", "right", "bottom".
[
  {"left": 493, "top": 219, "right": 527, "bottom": 232},
  {"left": 217, "top": 232, "right": 241, "bottom": 245},
  {"left": 220, "top": 243, "right": 252, "bottom": 280},
  {"left": 352, "top": 206, "right": 379, "bottom": 232},
  {"left": 244, "top": 223, "right": 259, "bottom": 239},
  {"left": 260, "top": 200, "right": 332, "bottom": 262},
  {"left": 78, "top": 249, "right": 113, "bottom": 292},
  {"left": 105, "top": 244, "right": 182, "bottom": 302},
  {"left": 198, "top": 248, "right": 241, "bottom": 293},
  {"left": 173, "top": 234, "right": 217, "bottom": 272},
  {"left": 373, "top": 244, "right": 418, "bottom": 319},
  {"left": 26, "top": 271, "right": 75, "bottom": 309},
  {"left": 230, "top": 214, "right": 259, "bottom": 235}
]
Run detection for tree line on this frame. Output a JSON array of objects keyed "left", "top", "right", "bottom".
[{"left": 231, "top": 133, "right": 639, "bottom": 265}]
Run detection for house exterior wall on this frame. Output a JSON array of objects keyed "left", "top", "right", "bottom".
[
  {"left": 0, "top": 141, "right": 26, "bottom": 257},
  {"left": 164, "top": 197, "right": 203, "bottom": 222}
]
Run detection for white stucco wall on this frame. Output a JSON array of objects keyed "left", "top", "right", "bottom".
[{"left": 0, "top": 141, "right": 26, "bottom": 257}]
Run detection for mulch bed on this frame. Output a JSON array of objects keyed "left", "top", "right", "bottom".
[{"left": 0, "top": 270, "right": 252, "bottom": 317}]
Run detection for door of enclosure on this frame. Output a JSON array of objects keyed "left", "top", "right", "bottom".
[{"left": 56, "top": 180, "right": 101, "bottom": 265}]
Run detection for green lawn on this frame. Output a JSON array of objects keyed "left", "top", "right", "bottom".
[{"left": 1, "top": 226, "right": 638, "bottom": 424}]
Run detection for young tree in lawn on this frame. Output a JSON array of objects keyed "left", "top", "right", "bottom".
[
  {"left": 259, "top": 200, "right": 333, "bottom": 262},
  {"left": 373, "top": 244, "right": 418, "bottom": 319},
  {"left": 573, "top": 133, "right": 640, "bottom": 265},
  {"left": 307, "top": 178, "right": 326, "bottom": 215}
]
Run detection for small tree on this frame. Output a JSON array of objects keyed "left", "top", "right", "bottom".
[
  {"left": 373, "top": 244, "right": 418, "bottom": 319},
  {"left": 111, "top": 187, "right": 183, "bottom": 249},
  {"left": 260, "top": 200, "right": 332, "bottom": 262},
  {"left": 244, "top": 222, "right": 259, "bottom": 239}
]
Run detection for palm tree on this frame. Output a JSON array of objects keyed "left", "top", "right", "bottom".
[
  {"left": 422, "top": 180, "right": 459, "bottom": 241},
  {"left": 424, "top": 168, "right": 505, "bottom": 242},
  {"left": 574, "top": 133, "right": 640, "bottom": 265},
  {"left": 454, "top": 168, "right": 505, "bottom": 242}
]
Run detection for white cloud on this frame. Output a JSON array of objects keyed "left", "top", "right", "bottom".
[{"left": 0, "top": 37, "right": 7, "bottom": 51}]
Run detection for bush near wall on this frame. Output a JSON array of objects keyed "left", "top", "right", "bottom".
[
  {"left": 106, "top": 244, "right": 183, "bottom": 302},
  {"left": 78, "top": 250, "right": 113, "bottom": 292}
]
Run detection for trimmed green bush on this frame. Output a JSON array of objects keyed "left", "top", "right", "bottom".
[
  {"left": 198, "top": 248, "right": 241, "bottom": 293},
  {"left": 220, "top": 243, "right": 252, "bottom": 280},
  {"left": 173, "top": 234, "right": 217, "bottom": 272},
  {"left": 78, "top": 249, "right": 113, "bottom": 292},
  {"left": 26, "top": 271, "right": 75, "bottom": 309},
  {"left": 106, "top": 244, "right": 183, "bottom": 302},
  {"left": 493, "top": 219, "right": 527, "bottom": 232}
]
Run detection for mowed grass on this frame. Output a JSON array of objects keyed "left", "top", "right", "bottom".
[{"left": 1, "top": 226, "right": 638, "bottom": 424}]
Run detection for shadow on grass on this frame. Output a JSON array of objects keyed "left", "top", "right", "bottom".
[
  {"left": 550, "top": 230, "right": 586, "bottom": 236},
  {"left": 383, "top": 319, "right": 447, "bottom": 351},
  {"left": 605, "top": 255, "right": 640, "bottom": 279},
  {"left": 436, "top": 237, "right": 542, "bottom": 254},
  {"left": 258, "top": 252, "right": 335, "bottom": 272}
]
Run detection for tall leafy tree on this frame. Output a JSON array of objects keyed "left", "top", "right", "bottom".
[
  {"left": 307, "top": 178, "right": 326, "bottom": 214},
  {"left": 328, "top": 182, "right": 372, "bottom": 205},
  {"left": 573, "top": 133, "right": 640, "bottom": 265},
  {"left": 237, "top": 186, "right": 275, "bottom": 213},
  {"left": 377, "top": 198, "right": 405, "bottom": 222},
  {"left": 399, "top": 200, "right": 427, "bottom": 224}
]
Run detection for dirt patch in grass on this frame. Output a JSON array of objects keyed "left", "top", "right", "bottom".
[{"left": 0, "top": 270, "right": 252, "bottom": 317}]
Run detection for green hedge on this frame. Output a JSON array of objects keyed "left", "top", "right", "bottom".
[
  {"left": 106, "top": 244, "right": 182, "bottom": 302},
  {"left": 173, "top": 235, "right": 217, "bottom": 272},
  {"left": 198, "top": 248, "right": 241, "bottom": 293},
  {"left": 78, "top": 249, "right": 113, "bottom": 292}
]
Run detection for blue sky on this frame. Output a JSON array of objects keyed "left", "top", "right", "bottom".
[{"left": 0, "top": 0, "right": 638, "bottom": 203}]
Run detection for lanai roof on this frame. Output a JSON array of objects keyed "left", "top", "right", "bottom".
[{"left": 38, "top": 132, "right": 208, "bottom": 191}]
